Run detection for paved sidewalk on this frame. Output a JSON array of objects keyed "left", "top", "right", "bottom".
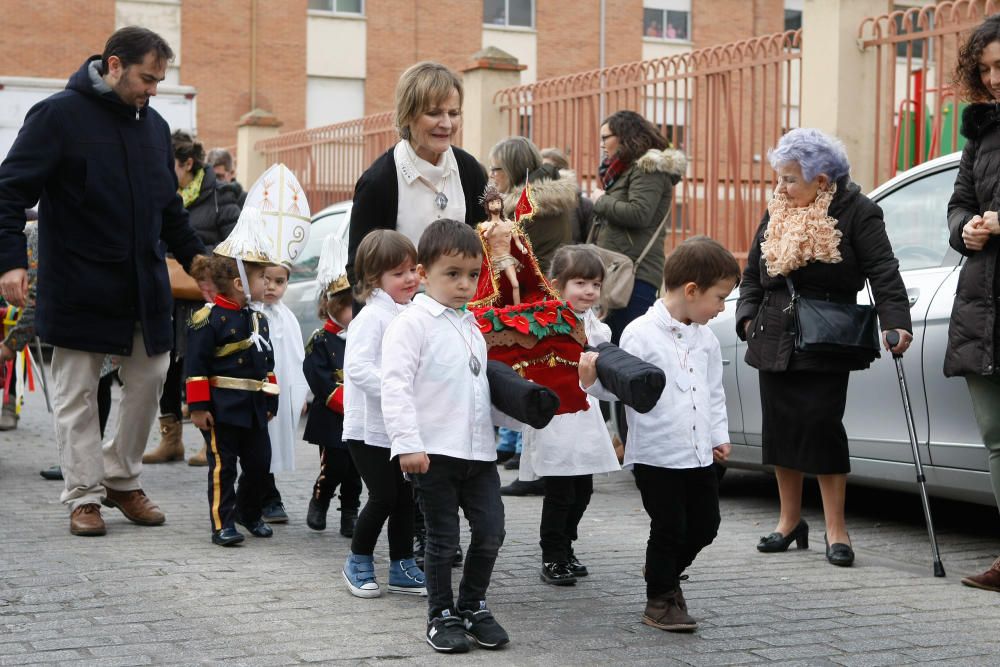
[{"left": 1, "top": 382, "right": 999, "bottom": 666}]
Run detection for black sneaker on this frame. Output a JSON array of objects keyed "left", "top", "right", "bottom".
[
  {"left": 459, "top": 602, "right": 509, "bottom": 649},
  {"left": 503, "top": 454, "right": 520, "bottom": 470},
  {"left": 567, "top": 551, "right": 589, "bottom": 577},
  {"left": 495, "top": 450, "right": 515, "bottom": 464},
  {"left": 541, "top": 562, "right": 577, "bottom": 586},
  {"left": 237, "top": 518, "right": 273, "bottom": 538},
  {"left": 453, "top": 544, "right": 464, "bottom": 568},
  {"left": 499, "top": 479, "right": 545, "bottom": 496},
  {"left": 261, "top": 502, "right": 288, "bottom": 524},
  {"left": 426, "top": 610, "right": 470, "bottom": 653}
]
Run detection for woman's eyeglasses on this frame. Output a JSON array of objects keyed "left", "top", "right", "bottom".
[{"left": 600, "top": 133, "right": 616, "bottom": 142}]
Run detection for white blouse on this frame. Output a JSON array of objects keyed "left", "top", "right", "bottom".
[
  {"left": 585, "top": 299, "right": 730, "bottom": 470},
  {"left": 393, "top": 140, "right": 467, "bottom": 245}
]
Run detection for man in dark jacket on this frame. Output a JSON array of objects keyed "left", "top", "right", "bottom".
[{"left": 0, "top": 27, "right": 207, "bottom": 537}]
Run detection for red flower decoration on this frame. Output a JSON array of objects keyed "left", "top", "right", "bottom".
[
  {"left": 533, "top": 311, "right": 554, "bottom": 327},
  {"left": 511, "top": 315, "right": 531, "bottom": 334},
  {"left": 499, "top": 311, "right": 518, "bottom": 327},
  {"left": 561, "top": 308, "right": 577, "bottom": 328},
  {"left": 477, "top": 317, "right": 493, "bottom": 334}
]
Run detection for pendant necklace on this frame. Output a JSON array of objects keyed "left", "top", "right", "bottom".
[
  {"left": 443, "top": 311, "right": 482, "bottom": 376},
  {"left": 415, "top": 173, "right": 449, "bottom": 211}
]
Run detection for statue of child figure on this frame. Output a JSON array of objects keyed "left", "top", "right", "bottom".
[{"left": 480, "top": 185, "right": 527, "bottom": 305}]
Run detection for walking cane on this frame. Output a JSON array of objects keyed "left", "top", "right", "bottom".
[
  {"left": 885, "top": 330, "right": 945, "bottom": 577},
  {"left": 32, "top": 336, "right": 53, "bottom": 413}
]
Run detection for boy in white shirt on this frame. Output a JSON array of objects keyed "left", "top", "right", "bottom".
[
  {"left": 581, "top": 236, "right": 740, "bottom": 633},
  {"left": 381, "top": 219, "right": 510, "bottom": 654}
]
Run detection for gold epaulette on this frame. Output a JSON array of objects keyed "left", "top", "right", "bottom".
[
  {"left": 305, "top": 328, "right": 326, "bottom": 355},
  {"left": 188, "top": 304, "right": 213, "bottom": 329}
]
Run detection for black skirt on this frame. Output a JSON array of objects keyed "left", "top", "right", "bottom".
[{"left": 759, "top": 369, "right": 850, "bottom": 475}]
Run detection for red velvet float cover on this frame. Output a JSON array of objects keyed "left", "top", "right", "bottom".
[{"left": 473, "top": 301, "right": 588, "bottom": 414}]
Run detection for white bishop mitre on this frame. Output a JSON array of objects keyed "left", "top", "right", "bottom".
[{"left": 244, "top": 163, "right": 311, "bottom": 266}]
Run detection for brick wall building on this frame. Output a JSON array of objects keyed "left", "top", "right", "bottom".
[{"left": 0, "top": 1, "right": 902, "bottom": 151}]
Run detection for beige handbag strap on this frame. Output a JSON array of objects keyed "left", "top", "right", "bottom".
[{"left": 633, "top": 213, "right": 670, "bottom": 270}]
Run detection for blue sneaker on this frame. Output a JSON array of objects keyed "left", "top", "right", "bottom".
[
  {"left": 343, "top": 553, "right": 380, "bottom": 598},
  {"left": 388, "top": 557, "right": 427, "bottom": 596}
]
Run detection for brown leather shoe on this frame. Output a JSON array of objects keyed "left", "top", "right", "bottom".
[
  {"left": 70, "top": 503, "right": 106, "bottom": 536},
  {"left": 961, "top": 557, "right": 1000, "bottom": 592},
  {"left": 642, "top": 591, "right": 697, "bottom": 632},
  {"left": 101, "top": 488, "right": 165, "bottom": 526},
  {"left": 187, "top": 444, "right": 208, "bottom": 467}
]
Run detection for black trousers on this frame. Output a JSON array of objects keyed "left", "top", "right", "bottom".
[
  {"left": 202, "top": 423, "right": 271, "bottom": 532},
  {"left": 412, "top": 455, "right": 505, "bottom": 619},
  {"left": 540, "top": 474, "right": 594, "bottom": 563},
  {"left": 238, "top": 472, "right": 283, "bottom": 508},
  {"left": 633, "top": 463, "right": 720, "bottom": 598},
  {"left": 313, "top": 445, "right": 362, "bottom": 510},
  {"left": 97, "top": 370, "right": 115, "bottom": 438},
  {"left": 348, "top": 440, "right": 414, "bottom": 560},
  {"left": 159, "top": 355, "right": 184, "bottom": 419}
]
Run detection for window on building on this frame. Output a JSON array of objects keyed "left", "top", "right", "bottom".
[
  {"left": 643, "top": 1, "right": 690, "bottom": 41},
  {"left": 893, "top": 5, "right": 929, "bottom": 59},
  {"left": 484, "top": 0, "right": 534, "bottom": 28},
  {"left": 308, "top": 0, "right": 364, "bottom": 14}
]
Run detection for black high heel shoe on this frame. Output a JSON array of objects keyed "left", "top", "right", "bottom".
[
  {"left": 757, "top": 519, "right": 809, "bottom": 553},
  {"left": 824, "top": 534, "right": 855, "bottom": 567}
]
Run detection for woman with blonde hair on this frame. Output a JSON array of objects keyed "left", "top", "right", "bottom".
[{"left": 348, "top": 62, "right": 488, "bottom": 279}]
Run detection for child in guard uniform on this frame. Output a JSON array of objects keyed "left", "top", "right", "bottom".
[
  {"left": 186, "top": 207, "right": 280, "bottom": 547},
  {"left": 303, "top": 233, "right": 362, "bottom": 536}
]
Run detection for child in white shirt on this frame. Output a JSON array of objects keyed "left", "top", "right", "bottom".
[
  {"left": 252, "top": 264, "right": 308, "bottom": 523},
  {"left": 342, "top": 230, "right": 425, "bottom": 599},
  {"left": 519, "top": 245, "right": 620, "bottom": 586},
  {"left": 581, "top": 235, "right": 740, "bottom": 633},
  {"left": 382, "top": 219, "right": 511, "bottom": 654}
]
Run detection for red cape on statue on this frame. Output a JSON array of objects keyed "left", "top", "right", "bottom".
[{"left": 470, "top": 183, "right": 588, "bottom": 414}]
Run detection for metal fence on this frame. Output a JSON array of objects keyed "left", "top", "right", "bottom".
[
  {"left": 495, "top": 30, "right": 802, "bottom": 260},
  {"left": 254, "top": 112, "right": 398, "bottom": 211},
  {"left": 858, "top": 0, "right": 999, "bottom": 186}
]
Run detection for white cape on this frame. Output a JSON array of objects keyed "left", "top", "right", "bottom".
[{"left": 261, "top": 301, "right": 308, "bottom": 473}]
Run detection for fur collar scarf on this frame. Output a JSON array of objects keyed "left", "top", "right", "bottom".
[
  {"left": 634, "top": 148, "right": 688, "bottom": 185},
  {"left": 960, "top": 102, "right": 1000, "bottom": 141}
]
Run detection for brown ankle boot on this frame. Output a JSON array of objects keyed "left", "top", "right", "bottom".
[
  {"left": 142, "top": 415, "right": 185, "bottom": 463},
  {"left": 0, "top": 400, "right": 18, "bottom": 431},
  {"left": 187, "top": 444, "right": 208, "bottom": 467},
  {"left": 642, "top": 591, "right": 697, "bottom": 632},
  {"left": 961, "top": 557, "right": 1000, "bottom": 592}
]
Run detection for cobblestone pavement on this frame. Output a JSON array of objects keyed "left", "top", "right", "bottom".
[{"left": 2, "top": 381, "right": 999, "bottom": 666}]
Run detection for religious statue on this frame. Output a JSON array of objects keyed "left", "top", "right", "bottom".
[{"left": 479, "top": 186, "right": 527, "bottom": 305}]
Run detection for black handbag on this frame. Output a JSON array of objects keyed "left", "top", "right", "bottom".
[{"left": 786, "top": 276, "right": 880, "bottom": 354}]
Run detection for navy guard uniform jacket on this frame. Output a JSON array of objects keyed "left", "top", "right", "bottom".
[
  {"left": 302, "top": 318, "right": 347, "bottom": 448},
  {"left": 185, "top": 295, "right": 278, "bottom": 429}
]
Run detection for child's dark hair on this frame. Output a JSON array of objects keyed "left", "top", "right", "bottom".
[
  {"left": 319, "top": 289, "right": 353, "bottom": 319},
  {"left": 548, "top": 244, "right": 605, "bottom": 287},
  {"left": 353, "top": 229, "right": 418, "bottom": 302},
  {"left": 417, "top": 219, "right": 482, "bottom": 268},
  {"left": 662, "top": 236, "right": 741, "bottom": 290},
  {"left": 189, "top": 254, "right": 266, "bottom": 295}
]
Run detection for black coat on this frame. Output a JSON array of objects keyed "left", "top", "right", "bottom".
[
  {"left": 186, "top": 168, "right": 241, "bottom": 251},
  {"left": 944, "top": 103, "right": 1000, "bottom": 377},
  {"left": 184, "top": 300, "right": 278, "bottom": 429},
  {"left": 735, "top": 177, "right": 911, "bottom": 373},
  {"left": 347, "top": 145, "right": 488, "bottom": 280},
  {"left": 302, "top": 323, "right": 347, "bottom": 448},
  {"left": 0, "top": 56, "right": 205, "bottom": 356}
]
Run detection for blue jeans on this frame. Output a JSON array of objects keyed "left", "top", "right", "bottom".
[
  {"left": 496, "top": 427, "right": 522, "bottom": 454},
  {"left": 605, "top": 279, "right": 659, "bottom": 344},
  {"left": 412, "top": 455, "right": 506, "bottom": 618}
]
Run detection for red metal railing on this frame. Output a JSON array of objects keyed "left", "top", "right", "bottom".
[
  {"left": 254, "top": 112, "right": 398, "bottom": 211},
  {"left": 858, "top": 1, "right": 999, "bottom": 186},
  {"left": 495, "top": 30, "right": 802, "bottom": 260}
]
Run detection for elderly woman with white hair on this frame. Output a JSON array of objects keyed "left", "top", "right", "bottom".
[{"left": 735, "top": 128, "right": 912, "bottom": 567}]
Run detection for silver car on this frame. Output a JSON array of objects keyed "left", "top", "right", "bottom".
[
  {"left": 712, "top": 152, "right": 998, "bottom": 508},
  {"left": 284, "top": 200, "right": 352, "bottom": 346}
]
